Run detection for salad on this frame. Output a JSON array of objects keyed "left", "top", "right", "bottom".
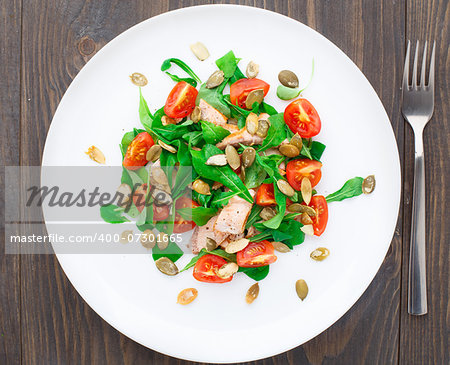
[{"left": 99, "top": 48, "right": 375, "bottom": 303}]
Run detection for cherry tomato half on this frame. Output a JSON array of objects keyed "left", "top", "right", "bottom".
[
  {"left": 164, "top": 81, "right": 198, "bottom": 118},
  {"left": 230, "top": 78, "right": 270, "bottom": 109},
  {"left": 132, "top": 184, "right": 170, "bottom": 221},
  {"left": 173, "top": 196, "right": 200, "bottom": 233},
  {"left": 193, "top": 254, "right": 232, "bottom": 283},
  {"left": 123, "top": 132, "right": 154, "bottom": 170},
  {"left": 303, "top": 195, "right": 328, "bottom": 236},
  {"left": 237, "top": 240, "right": 277, "bottom": 267},
  {"left": 256, "top": 183, "right": 276, "bottom": 206},
  {"left": 286, "top": 159, "right": 322, "bottom": 190},
  {"left": 284, "top": 98, "right": 321, "bottom": 138}
]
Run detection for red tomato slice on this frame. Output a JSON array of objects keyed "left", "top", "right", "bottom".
[
  {"left": 237, "top": 240, "right": 277, "bottom": 267},
  {"left": 230, "top": 78, "right": 270, "bottom": 109},
  {"left": 256, "top": 183, "right": 276, "bottom": 206},
  {"left": 164, "top": 81, "right": 198, "bottom": 118},
  {"left": 193, "top": 254, "right": 232, "bottom": 283},
  {"left": 132, "top": 184, "right": 170, "bottom": 221},
  {"left": 284, "top": 98, "right": 321, "bottom": 138},
  {"left": 286, "top": 159, "right": 322, "bottom": 190},
  {"left": 123, "top": 132, "right": 154, "bottom": 170},
  {"left": 173, "top": 196, "right": 200, "bottom": 233},
  {"left": 304, "top": 195, "right": 328, "bottom": 236}
]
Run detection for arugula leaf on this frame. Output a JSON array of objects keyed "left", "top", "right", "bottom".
[
  {"left": 177, "top": 206, "right": 218, "bottom": 226},
  {"left": 326, "top": 177, "right": 364, "bottom": 203},
  {"left": 180, "top": 248, "right": 237, "bottom": 272},
  {"left": 164, "top": 71, "right": 197, "bottom": 87},
  {"left": 210, "top": 190, "right": 238, "bottom": 208},
  {"left": 300, "top": 139, "right": 326, "bottom": 161},
  {"left": 152, "top": 241, "right": 184, "bottom": 263},
  {"left": 200, "top": 120, "right": 231, "bottom": 144},
  {"left": 258, "top": 102, "right": 278, "bottom": 115},
  {"left": 152, "top": 120, "right": 194, "bottom": 141},
  {"left": 245, "top": 205, "right": 264, "bottom": 229},
  {"left": 161, "top": 58, "right": 201, "bottom": 84},
  {"left": 215, "top": 50, "right": 240, "bottom": 78},
  {"left": 244, "top": 161, "right": 267, "bottom": 189},
  {"left": 100, "top": 204, "right": 130, "bottom": 224},
  {"left": 196, "top": 82, "right": 230, "bottom": 117},
  {"left": 182, "top": 131, "right": 203, "bottom": 147},
  {"left": 257, "top": 113, "right": 287, "bottom": 152},
  {"left": 239, "top": 265, "right": 270, "bottom": 281}
]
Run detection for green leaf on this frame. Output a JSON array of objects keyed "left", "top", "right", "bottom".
[
  {"left": 139, "top": 89, "right": 155, "bottom": 131},
  {"left": 257, "top": 113, "right": 287, "bottom": 152},
  {"left": 152, "top": 241, "right": 184, "bottom": 263},
  {"left": 244, "top": 161, "right": 267, "bottom": 189},
  {"left": 239, "top": 265, "right": 270, "bottom": 281},
  {"left": 196, "top": 83, "right": 230, "bottom": 117},
  {"left": 164, "top": 71, "right": 197, "bottom": 87},
  {"left": 177, "top": 206, "right": 218, "bottom": 226},
  {"left": 100, "top": 204, "right": 130, "bottom": 224},
  {"left": 210, "top": 190, "right": 238, "bottom": 208},
  {"left": 215, "top": 50, "right": 240, "bottom": 78},
  {"left": 326, "top": 177, "right": 364, "bottom": 203},
  {"left": 245, "top": 205, "right": 264, "bottom": 229},
  {"left": 200, "top": 120, "right": 231, "bottom": 144},
  {"left": 182, "top": 131, "right": 203, "bottom": 147},
  {"left": 161, "top": 58, "right": 201, "bottom": 84},
  {"left": 300, "top": 139, "right": 326, "bottom": 161},
  {"left": 258, "top": 102, "right": 278, "bottom": 115}
]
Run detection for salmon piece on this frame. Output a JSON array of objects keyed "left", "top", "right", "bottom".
[
  {"left": 190, "top": 215, "right": 229, "bottom": 254},
  {"left": 216, "top": 127, "right": 264, "bottom": 149},
  {"left": 222, "top": 124, "right": 239, "bottom": 133},
  {"left": 199, "top": 99, "right": 228, "bottom": 126}
]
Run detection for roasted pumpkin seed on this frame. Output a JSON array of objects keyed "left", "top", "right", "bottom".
[
  {"left": 278, "top": 70, "right": 299, "bottom": 88},
  {"left": 206, "top": 70, "right": 224, "bottom": 89},
  {"left": 216, "top": 262, "right": 239, "bottom": 279},
  {"left": 362, "top": 175, "right": 376, "bottom": 194},
  {"left": 158, "top": 140, "right": 177, "bottom": 153},
  {"left": 156, "top": 232, "right": 169, "bottom": 250},
  {"left": 192, "top": 179, "right": 211, "bottom": 195},
  {"left": 225, "top": 238, "right": 250, "bottom": 254},
  {"left": 290, "top": 133, "right": 303, "bottom": 150},
  {"left": 272, "top": 241, "right": 291, "bottom": 253},
  {"left": 300, "top": 212, "right": 313, "bottom": 225},
  {"left": 225, "top": 145, "right": 241, "bottom": 170},
  {"left": 155, "top": 257, "right": 178, "bottom": 276},
  {"left": 140, "top": 229, "right": 156, "bottom": 249},
  {"left": 161, "top": 115, "right": 176, "bottom": 126},
  {"left": 120, "top": 230, "right": 133, "bottom": 244},
  {"left": 245, "top": 113, "right": 259, "bottom": 135},
  {"left": 227, "top": 118, "right": 238, "bottom": 125},
  {"left": 129, "top": 72, "right": 148, "bottom": 87},
  {"left": 246, "top": 283, "right": 260, "bottom": 304},
  {"left": 177, "top": 288, "right": 198, "bottom": 305},
  {"left": 206, "top": 154, "right": 227, "bottom": 166},
  {"left": 205, "top": 237, "right": 218, "bottom": 251},
  {"left": 242, "top": 147, "right": 256, "bottom": 168},
  {"left": 287, "top": 203, "right": 316, "bottom": 217},
  {"left": 85, "top": 146, "right": 105, "bottom": 164},
  {"left": 146, "top": 145, "right": 162, "bottom": 162},
  {"left": 301, "top": 224, "right": 314, "bottom": 236},
  {"left": 116, "top": 183, "right": 132, "bottom": 206},
  {"left": 301, "top": 177, "right": 312, "bottom": 205},
  {"left": 246, "top": 61, "right": 259, "bottom": 79},
  {"left": 277, "top": 179, "right": 295, "bottom": 197},
  {"left": 190, "top": 106, "right": 201, "bottom": 123},
  {"left": 239, "top": 166, "right": 246, "bottom": 182},
  {"left": 256, "top": 119, "right": 270, "bottom": 138},
  {"left": 190, "top": 42, "right": 209, "bottom": 61},
  {"left": 279, "top": 143, "right": 300, "bottom": 158},
  {"left": 245, "top": 89, "right": 264, "bottom": 109},
  {"left": 310, "top": 247, "right": 330, "bottom": 261},
  {"left": 260, "top": 207, "right": 277, "bottom": 221},
  {"left": 295, "top": 279, "right": 308, "bottom": 301}
]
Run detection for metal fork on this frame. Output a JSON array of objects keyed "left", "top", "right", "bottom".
[{"left": 402, "top": 40, "right": 435, "bottom": 316}]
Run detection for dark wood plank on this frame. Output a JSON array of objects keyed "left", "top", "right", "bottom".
[
  {"left": 400, "top": 1, "right": 449, "bottom": 364},
  {"left": 0, "top": 1, "right": 22, "bottom": 364}
]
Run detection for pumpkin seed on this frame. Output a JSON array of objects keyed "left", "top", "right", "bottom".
[
  {"left": 246, "top": 283, "right": 260, "bottom": 304},
  {"left": 140, "top": 229, "right": 156, "bottom": 249},
  {"left": 177, "top": 288, "right": 198, "bottom": 305},
  {"left": 256, "top": 119, "right": 270, "bottom": 138},
  {"left": 120, "top": 230, "right": 133, "bottom": 244},
  {"left": 205, "top": 237, "right": 218, "bottom": 251},
  {"left": 129, "top": 72, "right": 148, "bottom": 87},
  {"left": 227, "top": 118, "right": 238, "bottom": 125},
  {"left": 279, "top": 143, "right": 300, "bottom": 158},
  {"left": 225, "top": 238, "right": 250, "bottom": 254},
  {"left": 300, "top": 212, "right": 313, "bottom": 225},
  {"left": 277, "top": 179, "right": 295, "bottom": 197},
  {"left": 245, "top": 113, "right": 259, "bottom": 135},
  {"left": 362, "top": 175, "right": 376, "bottom": 194},
  {"left": 301, "top": 224, "right": 314, "bottom": 236},
  {"left": 190, "top": 42, "right": 209, "bottom": 61},
  {"left": 116, "top": 183, "right": 132, "bottom": 206},
  {"left": 161, "top": 115, "right": 176, "bottom": 126},
  {"left": 242, "top": 147, "right": 256, "bottom": 168},
  {"left": 190, "top": 106, "right": 201, "bottom": 123},
  {"left": 158, "top": 140, "right": 177, "bottom": 153},
  {"left": 245, "top": 89, "right": 264, "bottom": 109},
  {"left": 301, "top": 177, "right": 312, "bottom": 205},
  {"left": 287, "top": 203, "right": 316, "bottom": 217},
  {"left": 216, "top": 262, "right": 239, "bottom": 279},
  {"left": 211, "top": 181, "right": 223, "bottom": 190},
  {"left": 85, "top": 145, "right": 105, "bottom": 164},
  {"left": 239, "top": 166, "right": 246, "bottom": 182},
  {"left": 225, "top": 145, "right": 241, "bottom": 170},
  {"left": 278, "top": 70, "right": 299, "bottom": 88},
  {"left": 192, "top": 179, "right": 211, "bottom": 195},
  {"left": 152, "top": 188, "right": 172, "bottom": 206},
  {"left": 206, "top": 154, "right": 227, "bottom": 166},
  {"left": 146, "top": 145, "right": 162, "bottom": 162},
  {"left": 156, "top": 232, "right": 169, "bottom": 250},
  {"left": 260, "top": 207, "right": 277, "bottom": 221},
  {"left": 295, "top": 279, "right": 308, "bottom": 300},
  {"left": 310, "top": 247, "right": 330, "bottom": 261},
  {"left": 155, "top": 257, "right": 178, "bottom": 276},
  {"left": 290, "top": 133, "right": 303, "bottom": 150},
  {"left": 206, "top": 70, "right": 224, "bottom": 89},
  {"left": 272, "top": 241, "right": 291, "bottom": 253},
  {"left": 246, "top": 61, "right": 259, "bottom": 79}
]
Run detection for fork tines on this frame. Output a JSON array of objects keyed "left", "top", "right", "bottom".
[{"left": 402, "top": 40, "right": 436, "bottom": 90}]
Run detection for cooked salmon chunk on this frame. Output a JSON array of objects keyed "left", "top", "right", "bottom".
[
  {"left": 216, "top": 127, "right": 264, "bottom": 149},
  {"left": 199, "top": 99, "right": 228, "bottom": 126},
  {"left": 190, "top": 215, "right": 229, "bottom": 254},
  {"left": 214, "top": 191, "right": 256, "bottom": 235}
]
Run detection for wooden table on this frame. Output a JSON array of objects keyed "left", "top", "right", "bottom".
[{"left": 1, "top": 1, "right": 448, "bottom": 364}]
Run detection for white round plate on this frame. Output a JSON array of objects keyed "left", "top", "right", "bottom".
[{"left": 42, "top": 5, "right": 401, "bottom": 363}]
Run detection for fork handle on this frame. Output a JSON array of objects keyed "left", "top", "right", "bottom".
[{"left": 408, "top": 134, "right": 427, "bottom": 315}]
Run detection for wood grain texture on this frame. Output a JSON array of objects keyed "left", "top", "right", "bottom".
[
  {"left": 1, "top": 0, "right": 446, "bottom": 364},
  {"left": 400, "top": 1, "right": 449, "bottom": 365}
]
